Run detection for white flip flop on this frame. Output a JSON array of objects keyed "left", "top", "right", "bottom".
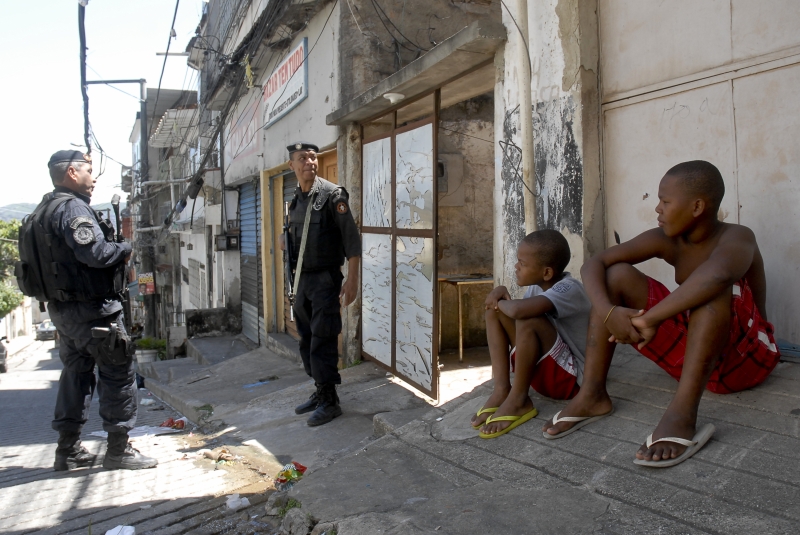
[
  {"left": 633, "top": 423, "right": 715, "bottom": 468},
  {"left": 542, "top": 408, "right": 614, "bottom": 440}
]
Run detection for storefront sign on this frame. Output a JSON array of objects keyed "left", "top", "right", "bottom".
[
  {"left": 263, "top": 38, "right": 308, "bottom": 128},
  {"left": 224, "top": 94, "right": 262, "bottom": 179},
  {"left": 138, "top": 272, "right": 155, "bottom": 295}
]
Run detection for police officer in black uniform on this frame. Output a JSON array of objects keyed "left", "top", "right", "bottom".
[
  {"left": 283, "top": 142, "right": 361, "bottom": 426},
  {"left": 41, "top": 150, "right": 157, "bottom": 471}
]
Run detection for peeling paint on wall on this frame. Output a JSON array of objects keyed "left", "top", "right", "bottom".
[
  {"left": 533, "top": 94, "right": 583, "bottom": 236},
  {"left": 499, "top": 105, "right": 526, "bottom": 296}
]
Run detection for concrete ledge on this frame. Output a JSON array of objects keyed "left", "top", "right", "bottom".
[
  {"left": 144, "top": 378, "right": 212, "bottom": 425},
  {"left": 187, "top": 335, "right": 254, "bottom": 365},
  {"left": 373, "top": 406, "right": 444, "bottom": 437},
  {"left": 327, "top": 20, "right": 506, "bottom": 125},
  {"left": 266, "top": 333, "right": 302, "bottom": 365}
]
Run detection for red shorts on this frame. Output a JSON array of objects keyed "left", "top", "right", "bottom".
[
  {"left": 636, "top": 277, "right": 780, "bottom": 394},
  {"left": 511, "top": 335, "right": 581, "bottom": 400}
]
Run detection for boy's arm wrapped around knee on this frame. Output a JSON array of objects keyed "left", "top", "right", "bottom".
[
  {"left": 498, "top": 295, "right": 555, "bottom": 320},
  {"left": 485, "top": 285, "right": 511, "bottom": 310}
]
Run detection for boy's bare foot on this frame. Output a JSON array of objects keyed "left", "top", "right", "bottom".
[
  {"left": 481, "top": 394, "right": 535, "bottom": 435},
  {"left": 470, "top": 388, "right": 510, "bottom": 428},
  {"left": 541, "top": 390, "right": 613, "bottom": 436},
  {"left": 635, "top": 410, "right": 696, "bottom": 462}
]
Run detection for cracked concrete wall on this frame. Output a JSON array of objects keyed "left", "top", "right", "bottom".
[
  {"left": 438, "top": 95, "right": 494, "bottom": 349},
  {"left": 338, "top": 0, "right": 500, "bottom": 103},
  {"left": 338, "top": 123, "right": 362, "bottom": 365},
  {"left": 495, "top": 0, "right": 601, "bottom": 292}
]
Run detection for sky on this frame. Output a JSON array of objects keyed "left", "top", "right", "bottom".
[{"left": 0, "top": 0, "right": 206, "bottom": 209}]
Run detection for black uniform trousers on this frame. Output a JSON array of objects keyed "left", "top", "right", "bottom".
[
  {"left": 50, "top": 309, "right": 137, "bottom": 435},
  {"left": 293, "top": 269, "right": 343, "bottom": 385}
]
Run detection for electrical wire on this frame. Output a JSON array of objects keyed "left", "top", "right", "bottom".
[
  {"left": 78, "top": 3, "right": 92, "bottom": 155},
  {"left": 149, "top": 0, "right": 182, "bottom": 135},
  {"left": 158, "top": 0, "right": 308, "bottom": 233},
  {"left": 439, "top": 125, "right": 492, "bottom": 145},
  {"left": 499, "top": 0, "right": 532, "bottom": 77},
  {"left": 370, "top": 0, "right": 429, "bottom": 52}
]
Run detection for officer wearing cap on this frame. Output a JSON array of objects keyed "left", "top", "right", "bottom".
[
  {"left": 39, "top": 150, "right": 157, "bottom": 470},
  {"left": 282, "top": 142, "right": 361, "bottom": 426}
]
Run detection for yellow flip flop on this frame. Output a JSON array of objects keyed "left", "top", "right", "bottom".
[
  {"left": 478, "top": 407, "right": 539, "bottom": 439},
  {"left": 471, "top": 407, "right": 498, "bottom": 429}
]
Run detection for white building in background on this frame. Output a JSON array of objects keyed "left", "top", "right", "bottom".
[{"left": 0, "top": 296, "right": 32, "bottom": 342}]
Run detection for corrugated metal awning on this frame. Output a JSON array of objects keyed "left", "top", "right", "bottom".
[{"left": 149, "top": 108, "right": 199, "bottom": 149}]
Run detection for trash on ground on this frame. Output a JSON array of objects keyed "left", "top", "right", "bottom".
[
  {"left": 436, "top": 417, "right": 443, "bottom": 421},
  {"left": 105, "top": 526, "right": 135, "bottom": 535},
  {"left": 159, "top": 416, "right": 188, "bottom": 429},
  {"left": 226, "top": 493, "right": 251, "bottom": 511},
  {"left": 274, "top": 461, "right": 308, "bottom": 491},
  {"left": 140, "top": 398, "right": 156, "bottom": 406},
  {"left": 89, "top": 425, "right": 183, "bottom": 439},
  {"left": 199, "top": 446, "right": 241, "bottom": 462}
]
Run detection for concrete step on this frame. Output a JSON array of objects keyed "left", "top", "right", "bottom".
[
  {"left": 265, "top": 332, "right": 302, "bottom": 365},
  {"left": 137, "top": 356, "right": 206, "bottom": 383},
  {"left": 186, "top": 335, "right": 255, "bottom": 365}
]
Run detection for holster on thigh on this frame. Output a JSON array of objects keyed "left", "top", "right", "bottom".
[{"left": 88, "top": 322, "right": 132, "bottom": 367}]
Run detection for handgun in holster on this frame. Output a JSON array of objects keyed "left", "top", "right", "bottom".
[{"left": 90, "top": 323, "right": 132, "bottom": 367}]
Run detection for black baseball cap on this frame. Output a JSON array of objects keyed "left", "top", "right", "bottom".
[
  {"left": 286, "top": 142, "right": 319, "bottom": 155},
  {"left": 47, "top": 150, "right": 91, "bottom": 169}
]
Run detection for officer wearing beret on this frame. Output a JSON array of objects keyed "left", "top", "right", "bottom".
[
  {"left": 282, "top": 142, "right": 361, "bottom": 426},
  {"left": 40, "top": 151, "right": 157, "bottom": 470}
]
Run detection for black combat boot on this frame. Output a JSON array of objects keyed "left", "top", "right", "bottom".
[
  {"left": 54, "top": 432, "right": 97, "bottom": 471},
  {"left": 306, "top": 383, "right": 342, "bottom": 426},
  {"left": 295, "top": 383, "right": 321, "bottom": 415},
  {"left": 102, "top": 432, "right": 158, "bottom": 470}
]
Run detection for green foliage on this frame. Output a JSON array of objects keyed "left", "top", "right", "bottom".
[
  {"left": 135, "top": 337, "right": 167, "bottom": 359},
  {"left": 278, "top": 498, "right": 301, "bottom": 518},
  {"left": 194, "top": 403, "right": 213, "bottom": 414},
  {"left": 0, "top": 220, "right": 21, "bottom": 279},
  {"left": 135, "top": 337, "right": 166, "bottom": 350},
  {"left": 0, "top": 281, "right": 23, "bottom": 320}
]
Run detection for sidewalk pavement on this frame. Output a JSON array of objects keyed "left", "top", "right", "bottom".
[
  {"left": 145, "top": 336, "right": 800, "bottom": 535},
  {"left": 6, "top": 334, "right": 35, "bottom": 358},
  {"left": 0, "top": 340, "right": 276, "bottom": 535}
]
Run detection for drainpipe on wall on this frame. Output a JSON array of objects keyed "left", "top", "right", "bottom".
[{"left": 512, "top": 0, "right": 538, "bottom": 233}]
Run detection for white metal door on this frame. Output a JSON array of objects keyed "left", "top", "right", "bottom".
[{"left": 362, "top": 119, "right": 439, "bottom": 398}]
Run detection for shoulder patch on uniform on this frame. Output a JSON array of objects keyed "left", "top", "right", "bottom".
[
  {"left": 73, "top": 225, "right": 96, "bottom": 245},
  {"left": 336, "top": 201, "right": 349, "bottom": 214},
  {"left": 69, "top": 215, "right": 94, "bottom": 229}
]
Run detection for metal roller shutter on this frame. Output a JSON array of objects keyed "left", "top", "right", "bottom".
[{"left": 239, "top": 181, "right": 262, "bottom": 344}]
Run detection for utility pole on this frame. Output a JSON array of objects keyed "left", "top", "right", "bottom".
[
  {"left": 85, "top": 78, "right": 157, "bottom": 338},
  {"left": 509, "top": 0, "right": 538, "bottom": 233}
]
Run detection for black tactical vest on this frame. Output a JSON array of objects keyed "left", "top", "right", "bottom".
[
  {"left": 289, "top": 178, "right": 346, "bottom": 272},
  {"left": 36, "top": 193, "right": 125, "bottom": 302}
]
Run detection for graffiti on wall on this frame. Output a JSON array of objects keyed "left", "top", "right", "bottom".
[{"left": 533, "top": 94, "right": 583, "bottom": 236}]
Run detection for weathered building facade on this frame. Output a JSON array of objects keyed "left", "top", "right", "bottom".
[{"left": 127, "top": 0, "right": 798, "bottom": 398}]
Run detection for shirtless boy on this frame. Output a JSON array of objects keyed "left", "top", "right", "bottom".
[
  {"left": 471, "top": 230, "right": 591, "bottom": 439},
  {"left": 542, "top": 160, "right": 781, "bottom": 467}
]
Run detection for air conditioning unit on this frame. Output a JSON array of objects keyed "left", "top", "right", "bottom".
[{"left": 215, "top": 234, "right": 240, "bottom": 251}]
